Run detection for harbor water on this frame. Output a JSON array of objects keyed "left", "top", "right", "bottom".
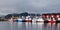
[{"left": 0, "top": 22, "right": 60, "bottom": 30}]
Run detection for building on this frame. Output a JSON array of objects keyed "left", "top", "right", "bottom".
[{"left": 42, "top": 13, "right": 60, "bottom": 21}]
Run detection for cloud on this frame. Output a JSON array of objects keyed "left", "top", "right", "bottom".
[{"left": 0, "top": 0, "right": 60, "bottom": 15}]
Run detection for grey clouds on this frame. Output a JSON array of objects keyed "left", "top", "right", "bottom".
[{"left": 0, "top": 0, "right": 60, "bottom": 15}]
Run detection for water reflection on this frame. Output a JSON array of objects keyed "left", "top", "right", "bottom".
[
  {"left": 57, "top": 23, "right": 60, "bottom": 30},
  {"left": 0, "top": 22, "right": 60, "bottom": 30}
]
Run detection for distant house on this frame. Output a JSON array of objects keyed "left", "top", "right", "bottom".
[{"left": 42, "top": 13, "right": 60, "bottom": 20}]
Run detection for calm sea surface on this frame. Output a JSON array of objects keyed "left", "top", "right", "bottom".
[{"left": 0, "top": 22, "right": 60, "bottom": 30}]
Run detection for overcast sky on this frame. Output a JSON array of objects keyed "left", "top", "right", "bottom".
[{"left": 0, "top": 0, "right": 60, "bottom": 15}]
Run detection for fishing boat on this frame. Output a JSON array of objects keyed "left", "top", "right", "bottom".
[{"left": 36, "top": 18, "right": 44, "bottom": 23}]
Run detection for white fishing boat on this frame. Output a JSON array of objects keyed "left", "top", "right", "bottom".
[
  {"left": 25, "top": 18, "right": 32, "bottom": 22},
  {"left": 32, "top": 18, "right": 37, "bottom": 22},
  {"left": 37, "top": 18, "right": 44, "bottom": 23},
  {"left": 16, "top": 18, "right": 23, "bottom": 22}
]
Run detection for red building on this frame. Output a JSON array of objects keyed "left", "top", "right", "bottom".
[{"left": 42, "top": 13, "right": 60, "bottom": 21}]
